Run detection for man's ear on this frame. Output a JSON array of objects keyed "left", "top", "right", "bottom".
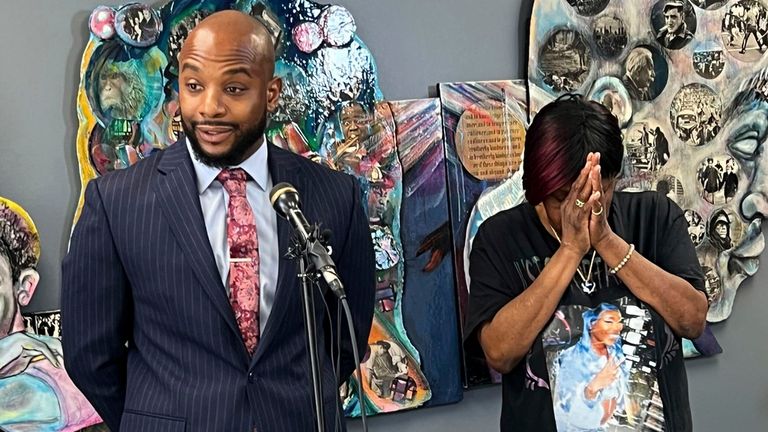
[
  {"left": 266, "top": 76, "right": 283, "bottom": 113},
  {"left": 15, "top": 269, "right": 39, "bottom": 307}
]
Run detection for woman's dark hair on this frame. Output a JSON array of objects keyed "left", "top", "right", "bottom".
[{"left": 523, "top": 94, "right": 624, "bottom": 205}]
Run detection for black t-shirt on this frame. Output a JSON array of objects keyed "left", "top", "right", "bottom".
[{"left": 465, "top": 191, "right": 705, "bottom": 432}]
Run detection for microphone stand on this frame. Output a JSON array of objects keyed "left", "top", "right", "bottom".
[
  {"left": 285, "top": 218, "right": 369, "bottom": 431},
  {"left": 288, "top": 224, "right": 327, "bottom": 432}
]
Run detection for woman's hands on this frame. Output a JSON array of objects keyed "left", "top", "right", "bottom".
[
  {"left": 559, "top": 152, "right": 604, "bottom": 255},
  {"left": 586, "top": 153, "right": 616, "bottom": 249}
]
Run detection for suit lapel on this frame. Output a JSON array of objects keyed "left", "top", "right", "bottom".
[
  {"left": 252, "top": 144, "right": 306, "bottom": 365},
  {"left": 153, "top": 141, "right": 244, "bottom": 349}
]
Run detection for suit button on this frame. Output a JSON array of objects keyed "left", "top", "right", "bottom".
[{"left": 248, "top": 371, "right": 256, "bottom": 383}]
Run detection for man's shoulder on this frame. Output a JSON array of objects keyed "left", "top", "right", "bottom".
[{"left": 94, "top": 149, "right": 159, "bottom": 183}]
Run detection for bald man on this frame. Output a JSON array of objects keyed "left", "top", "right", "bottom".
[{"left": 62, "top": 10, "right": 375, "bottom": 431}]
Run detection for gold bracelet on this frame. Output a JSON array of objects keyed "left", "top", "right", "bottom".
[{"left": 609, "top": 243, "right": 635, "bottom": 274}]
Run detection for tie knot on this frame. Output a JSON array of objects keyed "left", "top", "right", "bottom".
[{"left": 217, "top": 168, "right": 248, "bottom": 196}]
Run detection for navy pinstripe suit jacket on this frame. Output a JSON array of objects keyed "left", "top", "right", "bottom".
[{"left": 61, "top": 141, "right": 376, "bottom": 431}]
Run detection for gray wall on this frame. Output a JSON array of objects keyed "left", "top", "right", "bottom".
[{"left": 0, "top": 1, "right": 763, "bottom": 430}]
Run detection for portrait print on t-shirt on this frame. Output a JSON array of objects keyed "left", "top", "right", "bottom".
[{"left": 542, "top": 298, "right": 665, "bottom": 431}]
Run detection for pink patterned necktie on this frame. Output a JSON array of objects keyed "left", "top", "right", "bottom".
[{"left": 217, "top": 168, "right": 260, "bottom": 356}]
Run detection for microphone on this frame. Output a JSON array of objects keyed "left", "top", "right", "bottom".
[{"left": 270, "top": 182, "right": 346, "bottom": 299}]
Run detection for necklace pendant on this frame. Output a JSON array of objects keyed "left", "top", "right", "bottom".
[{"left": 581, "top": 280, "right": 596, "bottom": 295}]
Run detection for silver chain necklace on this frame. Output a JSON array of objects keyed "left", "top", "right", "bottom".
[{"left": 548, "top": 224, "right": 597, "bottom": 295}]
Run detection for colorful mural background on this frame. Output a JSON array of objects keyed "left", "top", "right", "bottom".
[{"left": 340, "top": 99, "right": 461, "bottom": 415}]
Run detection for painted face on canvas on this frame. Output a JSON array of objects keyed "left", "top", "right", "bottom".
[
  {"left": 634, "top": 57, "right": 656, "bottom": 89},
  {"left": 340, "top": 102, "right": 369, "bottom": 142},
  {"left": 715, "top": 222, "right": 728, "bottom": 239},
  {"left": 721, "top": 82, "right": 768, "bottom": 220},
  {"left": 99, "top": 70, "right": 128, "bottom": 110}
]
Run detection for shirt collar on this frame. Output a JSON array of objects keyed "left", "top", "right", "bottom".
[{"left": 185, "top": 136, "right": 270, "bottom": 194}]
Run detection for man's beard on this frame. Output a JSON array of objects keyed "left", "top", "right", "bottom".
[{"left": 183, "top": 115, "right": 267, "bottom": 168}]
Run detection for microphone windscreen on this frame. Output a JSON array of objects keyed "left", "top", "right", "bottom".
[{"left": 269, "top": 182, "right": 297, "bottom": 207}]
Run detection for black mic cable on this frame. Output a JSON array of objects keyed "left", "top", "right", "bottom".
[{"left": 342, "top": 295, "right": 368, "bottom": 431}]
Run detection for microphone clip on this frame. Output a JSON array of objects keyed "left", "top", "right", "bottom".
[
  {"left": 286, "top": 223, "right": 345, "bottom": 299},
  {"left": 286, "top": 223, "right": 329, "bottom": 260}
]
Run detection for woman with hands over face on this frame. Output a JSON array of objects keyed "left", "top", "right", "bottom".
[{"left": 464, "top": 95, "right": 708, "bottom": 431}]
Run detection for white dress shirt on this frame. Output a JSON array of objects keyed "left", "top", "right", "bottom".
[{"left": 186, "top": 138, "right": 278, "bottom": 335}]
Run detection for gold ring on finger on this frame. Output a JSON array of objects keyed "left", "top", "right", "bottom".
[
  {"left": 575, "top": 199, "right": 586, "bottom": 208},
  {"left": 592, "top": 205, "right": 604, "bottom": 216}
]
